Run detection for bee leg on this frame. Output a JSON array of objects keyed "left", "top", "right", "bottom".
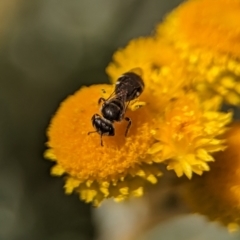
[
  {"left": 100, "top": 133, "right": 104, "bottom": 146},
  {"left": 98, "top": 97, "right": 106, "bottom": 105},
  {"left": 88, "top": 130, "right": 97, "bottom": 135},
  {"left": 88, "top": 131, "right": 104, "bottom": 147},
  {"left": 124, "top": 117, "right": 132, "bottom": 137}
]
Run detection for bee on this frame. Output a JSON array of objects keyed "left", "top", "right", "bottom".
[{"left": 88, "top": 70, "right": 145, "bottom": 146}]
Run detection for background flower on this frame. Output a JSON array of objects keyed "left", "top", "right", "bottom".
[
  {"left": 157, "top": 0, "right": 240, "bottom": 106},
  {"left": 183, "top": 122, "right": 240, "bottom": 232}
]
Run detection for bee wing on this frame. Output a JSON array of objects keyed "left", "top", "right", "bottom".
[
  {"left": 105, "top": 90, "right": 116, "bottom": 100},
  {"left": 106, "top": 89, "right": 128, "bottom": 102}
]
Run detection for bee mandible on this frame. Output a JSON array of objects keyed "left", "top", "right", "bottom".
[{"left": 88, "top": 70, "right": 145, "bottom": 146}]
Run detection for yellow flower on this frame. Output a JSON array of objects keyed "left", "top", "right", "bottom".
[
  {"left": 45, "top": 84, "right": 162, "bottom": 206},
  {"left": 45, "top": 79, "right": 231, "bottom": 206},
  {"left": 148, "top": 93, "right": 232, "bottom": 179},
  {"left": 106, "top": 37, "right": 232, "bottom": 180},
  {"left": 159, "top": 0, "right": 240, "bottom": 57},
  {"left": 45, "top": 1, "right": 236, "bottom": 205},
  {"left": 183, "top": 122, "right": 240, "bottom": 232},
  {"left": 157, "top": 0, "right": 240, "bottom": 105},
  {"left": 106, "top": 37, "right": 192, "bottom": 112},
  {"left": 106, "top": 37, "right": 187, "bottom": 88}
]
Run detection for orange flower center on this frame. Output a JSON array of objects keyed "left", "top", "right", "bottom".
[{"left": 47, "top": 84, "right": 154, "bottom": 182}]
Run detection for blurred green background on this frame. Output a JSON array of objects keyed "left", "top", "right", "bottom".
[{"left": 1, "top": 0, "right": 240, "bottom": 240}]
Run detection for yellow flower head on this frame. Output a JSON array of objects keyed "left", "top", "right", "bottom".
[
  {"left": 183, "top": 122, "right": 240, "bottom": 232},
  {"left": 45, "top": 1, "right": 236, "bottom": 205},
  {"left": 45, "top": 84, "right": 162, "bottom": 206},
  {"left": 159, "top": 0, "right": 240, "bottom": 57},
  {"left": 106, "top": 37, "right": 193, "bottom": 112},
  {"left": 157, "top": 0, "right": 240, "bottom": 106},
  {"left": 106, "top": 37, "right": 175, "bottom": 82},
  {"left": 148, "top": 93, "right": 232, "bottom": 179},
  {"left": 105, "top": 37, "right": 232, "bottom": 179}
]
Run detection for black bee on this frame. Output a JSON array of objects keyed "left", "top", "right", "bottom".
[{"left": 88, "top": 70, "right": 145, "bottom": 146}]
